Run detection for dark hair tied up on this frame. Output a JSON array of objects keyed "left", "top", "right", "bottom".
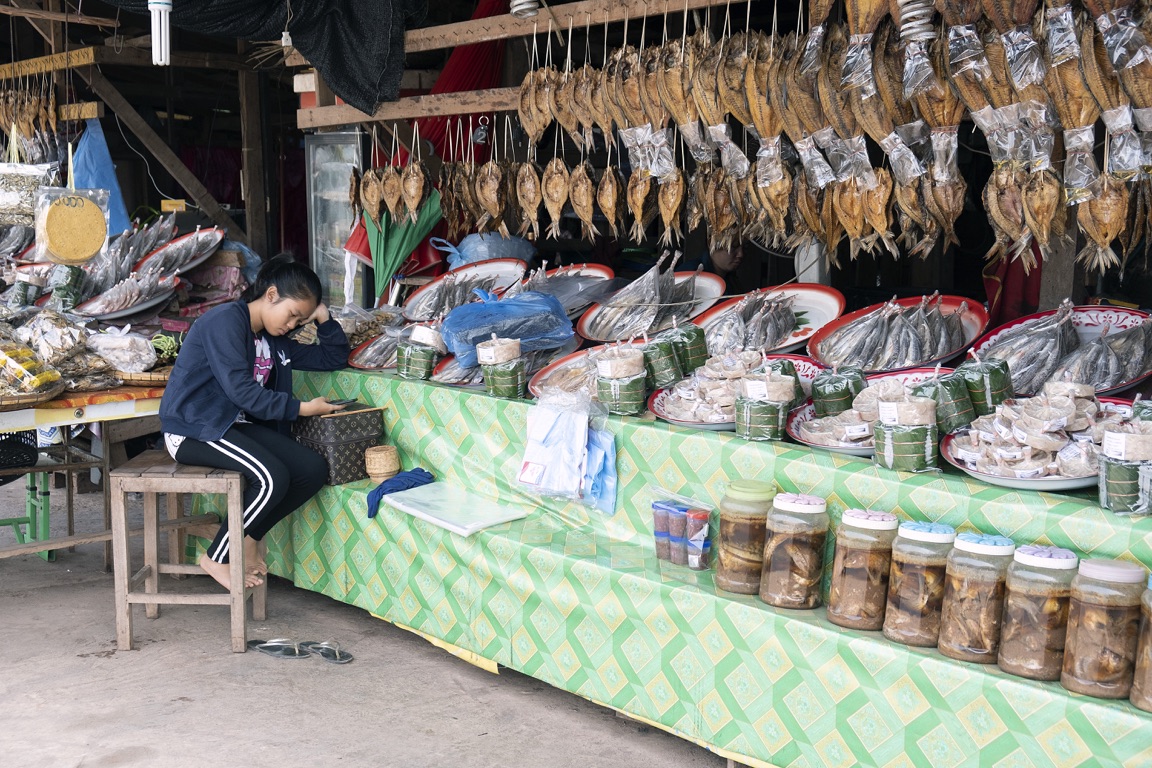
[{"left": 242, "top": 253, "right": 323, "bottom": 305}]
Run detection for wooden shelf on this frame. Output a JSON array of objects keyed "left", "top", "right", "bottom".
[{"left": 298, "top": 86, "right": 519, "bottom": 130}]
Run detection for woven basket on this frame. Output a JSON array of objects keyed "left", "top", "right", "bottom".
[
  {"left": 0, "top": 381, "right": 66, "bottom": 412},
  {"left": 365, "top": 445, "right": 400, "bottom": 483},
  {"left": 117, "top": 366, "right": 173, "bottom": 387}
]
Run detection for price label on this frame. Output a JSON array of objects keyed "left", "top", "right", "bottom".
[
  {"left": 996, "top": 446, "right": 1024, "bottom": 461},
  {"left": 1013, "top": 466, "right": 1045, "bottom": 479},
  {"left": 1058, "top": 443, "right": 1085, "bottom": 462},
  {"left": 877, "top": 401, "right": 900, "bottom": 425},
  {"left": 1102, "top": 431, "right": 1129, "bottom": 460},
  {"left": 742, "top": 379, "right": 768, "bottom": 400},
  {"left": 161, "top": 199, "right": 188, "bottom": 212},
  {"left": 954, "top": 446, "right": 982, "bottom": 464},
  {"left": 843, "top": 423, "right": 872, "bottom": 438}
]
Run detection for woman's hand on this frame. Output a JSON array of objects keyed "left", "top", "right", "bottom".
[
  {"left": 299, "top": 396, "right": 347, "bottom": 417},
  {"left": 308, "top": 303, "right": 331, "bottom": 325}
]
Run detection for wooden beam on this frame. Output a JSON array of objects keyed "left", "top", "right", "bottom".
[
  {"left": 0, "top": 4, "right": 119, "bottom": 28},
  {"left": 238, "top": 44, "right": 269, "bottom": 255},
  {"left": 84, "top": 69, "right": 249, "bottom": 245},
  {"left": 294, "top": 69, "right": 442, "bottom": 93},
  {"left": 298, "top": 87, "right": 518, "bottom": 130},
  {"left": 0, "top": 44, "right": 247, "bottom": 78},
  {"left": 57, "top": 101, "right": 104, "bottom": 121},
  {"left": 0, "top": 46, "right": 97, "bottom": 79}
]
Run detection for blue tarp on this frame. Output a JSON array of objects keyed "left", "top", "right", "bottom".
[{"left": 71, "top": 119, "right": 131, "bottom": 234}]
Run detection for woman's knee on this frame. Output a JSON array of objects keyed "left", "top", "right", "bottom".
[{"left": 297, "top": 450, "right": 329, "bottom": 494}]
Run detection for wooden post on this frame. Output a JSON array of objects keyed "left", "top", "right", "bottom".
[
  {"left": 238, "top": 43, "right": 269, "bottom": 255},
  {"left": 1038, "top": 212, "right": 1080, "bottom": 311}
]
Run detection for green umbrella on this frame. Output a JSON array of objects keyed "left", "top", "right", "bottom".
[{"left": 363, "top": 188, "right": 443, "bottom": 299}]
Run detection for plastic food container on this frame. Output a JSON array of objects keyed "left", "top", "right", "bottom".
[
  {"left": 938, "top": 533, "right": 1015, "bottom": 663},
  {"left": 685, "top": 509, "right": 711, "bottom": 571},
  {"left": 1062, "top": 559, "right": 1147, "bottom": 699},
  {"left": 998, "top": 545, "right": 1079, "bottom": 681},
  {"left": 668, "top": 505, "right": 688, "bottom": 566},
  {"left": 827, "top": 509, "right": 900, "bottom": 630},
  {"left": 651, "top": 501, "right": 679, "bottom": 561},
  {"left": 883, "top": 521, "right": 957, "bottom": 647},
  {"left": 715, "top": 480, "right": 776, "bottom": 595},
  {"left": 1131, "top": 574, "right": 1152, "bottom": 712},
  {"left": 759, "top": 493, "right": 829, "bottom": 609}
]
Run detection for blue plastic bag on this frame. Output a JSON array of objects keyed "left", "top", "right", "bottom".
[
  {"left": 430, "top": 234, "right": 535, "bottom": 271},
  {"left": 71, "top": 119, "right": 131, "bottom": 234},
  {"left": 442, "top": 290, "right": 573, "bottom": 368}
]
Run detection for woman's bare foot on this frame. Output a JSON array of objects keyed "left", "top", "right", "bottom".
[
  {"left": 199, "top": 554, "right": 263, "bottom": 590},
  {"left": 243, "top": 536, "right": 268, "bottom": 576}
]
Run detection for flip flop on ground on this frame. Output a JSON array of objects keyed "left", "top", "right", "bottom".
[
  {"left": 246, "top": 638, "right": 310, "bottom": 659},
  {"left": 300, "top": 641, "right": 354, "bottom": 664}
]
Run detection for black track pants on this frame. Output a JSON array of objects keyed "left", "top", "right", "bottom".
[{"left": 173, "top": 422, "right": 328, "bottom": 563}]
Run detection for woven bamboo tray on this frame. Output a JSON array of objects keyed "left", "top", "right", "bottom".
[
  {"left": 116, "top": 366, "right": 173, "bottom": 386},
  {"left": 0, "top": 380, "right": 67, "bottom": 412}
]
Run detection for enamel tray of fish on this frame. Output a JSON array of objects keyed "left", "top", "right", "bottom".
[
  {"left": 432, "top": 335, "right": 583, "bottom": 388},
  {"left": 807, "top": 295, "right": 989, "bottom": 374},
  {"left": 692, "top": 284, "right": 847, "bottom": 356},
  {"left": 348, "top": 327, "right": 412, "bottom": 370},
  {"left": 785, "top": 368, "right": 948, "bottom": 456},
  {"left": 511, "top": 263, "right": 616, "bottom": 320},
  {"left": 939, "top": 397, "right": 1133, "bottom": 492},
  {"left": 647, "top": 354, "right": 824, "bottom": 431},
  {"left": 969, "top": 304, "right": 1152, "bottom": 397},
  {"left": 402, "top": 259, "right": 528, "bottom": 322},
  {"left": 74, "top": 281, "right": 180, "bottom": 321},
  {"left": 528, "top": 340, "right": 646, "bottom": 399},
  {"left": 576, "top": 272, "right": 725, "bottom": 343},
  {"left": 133, "top": 227, "right": 225, "bottom": 277}
]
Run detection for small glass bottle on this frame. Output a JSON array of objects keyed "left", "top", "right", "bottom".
[
  {"left": 1131, "top": 574, "right": 1152, "bottom": 712},
  {"left": 883, "top": 522, "right": 957, "bottom": 647},
  {"left": 938, "top": 533, "right": 1016, "bottom": 664},
  {"left": 759, "top": 493, "right": 829, "bottom": 609},
  {"left": 1062, "top": 559, "right": 1147, "bottom": 699},
  {"left": 827, "top": 509, "right": 900, "bottom": 630},
  {"left": 998, "top": 545, "right": 1078, "bottom": 681},
  {"left": 715, "top": 480, "right": 776, "bottom": 595}
]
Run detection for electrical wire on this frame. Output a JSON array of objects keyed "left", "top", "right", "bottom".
[{"left": 113, "top": 112, "right": 197, "bottom": 207}]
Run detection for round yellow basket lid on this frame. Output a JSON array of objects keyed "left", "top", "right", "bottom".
[{"left": 44, "top": 195, "right": 106, "bottom": 264}]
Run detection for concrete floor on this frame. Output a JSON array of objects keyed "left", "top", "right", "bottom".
[{"left": 0, "top": 478, "right": 725, "bottom": 768}]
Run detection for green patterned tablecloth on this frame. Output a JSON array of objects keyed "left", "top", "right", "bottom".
[{"left": 208, "top": 370, "right": 1152, "bottom": 767}]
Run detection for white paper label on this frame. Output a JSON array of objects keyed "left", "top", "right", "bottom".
[
  {"left": 518, "top": 461, "right": 546, "bottom": 485},
  {"left": 1013, "top": 425, "right": 1030, "bottom": 444},
  {"left": 477, "top": 346, "right": 499, "bottom": 365},
  {"left": 1058, "top": 443, "right": 1084, "bottom": 461},
  {"left": 1070, "top": 431, "right": 1095, "bottom": 443},
  {"left": 976, "top": 429, "right": 996, "bottom": 444},
  {"left": 995, "top": 418, "right": 1014, "bottom": 440},
  {"left": 743, "top": 379, "right": 768, "bottom": 400},
  {"left": 1013, "top": 466, "right": 1045, "bottom": 479},
  {"left": 1103, "top": 403, "right": 1133, "bottom": 418},
  {"left": 878, "top": 401, "right": 900, "bottom": 426},
  {"left": 596, "top": 358, "right": 616, "bottom": 378},
  {"left": 844, "top": 423, "right": 872, "bottom": 438},
  {"left": 996, "top": 446, "right": 1024, "bottom": 461},
  {"left": 1102, "top": 431, "right": 1129, "bottom": 460},
  {"left": 954, "top": 446, "right": 982, "bottom": 464}
]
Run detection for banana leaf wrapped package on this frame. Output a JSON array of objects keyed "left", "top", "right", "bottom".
[
  {"left": 956, "top": 356, "right": 1014, "bottom": 416},
  {"left": 812, "top": 366, "right": 866, "bottom": 418},
  {"left": 910, "top": 370, "right": 976, "bottom": 433}
]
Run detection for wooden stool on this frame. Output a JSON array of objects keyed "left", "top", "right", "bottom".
[{"left": 110, "top": 450, "right": 267, "bottom": 653}]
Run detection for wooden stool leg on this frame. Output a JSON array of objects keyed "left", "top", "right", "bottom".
[
  {"left": 226, "top": 477, "right": 247, "bottom": 652},
  {"left": 166, "top": 492, "right": 186, "bottom": 579},
  {"left": 252, "top": 539, "right": 267, "bottom": 622},
  {"left": 110, "top": 478, "right": 134, "bottom": 651},
  {"left": 143, "top": 491, "right": 160, "bottom": 619}
]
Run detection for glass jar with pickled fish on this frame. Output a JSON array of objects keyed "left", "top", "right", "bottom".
[
  {"left": 759, "top": 493, "right": 829, "bottom": 609},
  {"left": 1062, "top": 559, "right": 1147, "bottom": 699},
  {"left": 1131, "top": 575, "right": 1152, "bottom": 712},
  {"left": 827, "top": 509, "right": 900, "bottom": 630},
  {"left": 715, "top": 480, "right": 776, "bottom": 595},
  {"left": 997, "top": 545, "right": 1078, "bottom": 681},
  {"left": 883, "top": 522, "right": 956, "bottom": 647},
  {"left": 938, "top": 533, "right": 1015, "bottom": 664}
]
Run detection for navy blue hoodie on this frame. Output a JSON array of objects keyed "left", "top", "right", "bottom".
[{"left": 160, "top": 300, "right": 350, "bottom": 442}]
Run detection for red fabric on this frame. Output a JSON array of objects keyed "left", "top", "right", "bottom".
[
  {"left": 982, "top": 239, "right": 1043, "bottom": 327},
  {"left": 345, "top": 218, "right": 373, "bottom": 267}
]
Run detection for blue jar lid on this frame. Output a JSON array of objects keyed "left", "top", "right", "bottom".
[{"left": 898, "top": 521, "right": 956, "bottom": 543}]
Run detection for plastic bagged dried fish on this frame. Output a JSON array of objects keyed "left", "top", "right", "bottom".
[{"left": 1049, "top": 326, "right": 1126, "bottom": 392}]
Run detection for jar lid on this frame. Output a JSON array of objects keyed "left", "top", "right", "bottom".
[
  {"left": 685, "top": 508, "right": 711, "bottom": 520},
  {"left": 724, "top": 480, "right": 777, "bottom": 503},
  {"left": 841, "top": 508, "right": 899, "bottom": 531},
  {"left": 1014, "top": 545, "right": 1078, "bottom": 570},
  {"left": 1078, "top": 558, "right": 1147, "bottom": 584},
  {"left": 954, "top": 533, "right": 1016, "bottom": 556},
  {"left": 773, "top": 492, "right": 827, "bottom": 515},
  {"left": 897, "top": 521, "right": 956, "bottom": 543}
]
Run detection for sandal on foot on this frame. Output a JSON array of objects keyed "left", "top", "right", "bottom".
[
  {"left": 246, "top": 638, "right": 309, "bottom": 659},
  {"left": 300, "top": 641, "right": 354, "bottom": 664}
]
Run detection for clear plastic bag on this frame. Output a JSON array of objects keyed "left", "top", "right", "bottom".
[
  {"left": 14, "top": 309, "right": 87, "bottom": 366},
  {"left": 755, "top": 135, "right": 785, "bottom": 187},
  {"left": 707, "top": 123, "right": 751, "bottom": 179},
  {"left": 903, "top": 39, "right": 938, "bottom": 100},
  {"left": 618, "top": 125, "right": 648, "bottom": 173},
  {"left": 1001, "top": 26, "right": 1046, "bottom": 90},
  {"left": 0, "top": 162, "right": 57, "bottom": 227},
  {"left": 34, "top": 187, "right": 110, "bottom": 265},
  {"left": 880, "top": 131, "right": 926, "bottom": 186},
  {"left": 948, "top": 24, "right": 991, "bottom": 80},
  {"left": 842, "top": 135, "right": 878, "bottom": 189},
  {"left": 1095, "top": 7, "right": 1152, "bottom": 71},
  {"left": 0, "top": 340, "right": 60, "bottom": 394},
  {"left": 799, "top": 23, "right": 827, "bottom": 76},
  {"left": 518, "top": 389, "right": 591, "bottom": 500},
  {"left": 1064, "top": 126, "right": 1101, "bottom": 205},
  {"left": 897, "top": 120, "right": 932, "bottom": 167},
  {"left": 648, "top": 125, "right": 677, "bottom": 180},
  {"left": 429, "top": 233, "right": 535, "bottom": 271},
  {"left": 1022, "top": 101, "right": 1057, "bottom": 172},
  {"left": 1102, "top": 105, "right": 1144, "bottom": 180},
  {"left": 678, "top": 120, "right": 714, "bottom": 163},
  {"left": 1046, "top": 4, "right": 1081, "bottom": 66},
  {"left": 1134, "top": 107, "right": 1152, "bottom": 173},
  {"left": 86, "top": 326, "right": 158, "bottom": 373},
  {"left": 842, "top": 33, "right": 877, "bottom": 97},
  {"left": 795, "top": 134, "right": 836, "bottom": 189},
  {"left": 441, "top": 290, "right": 574, "bottom": 369},
  {"left": 931, "top": 128, "right": 961, "bottom": 183}
]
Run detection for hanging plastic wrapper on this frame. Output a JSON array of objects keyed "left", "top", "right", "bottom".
[
  {"left": 707, "top": 123, "right": 751, "bottom": 179},
  {"left": 930, "top": 127, "right": 961, "bottom": 184},
  {"left": 755, "top": 135, "right": 785, "bottom": 188},
  {"left": 617, "top": 125, "right": 650, "bottom": 174},
  {"left": 902, "top": 39, "right": 937, "bottom": 100},
  {"left": 842, "top": 34, "right": 877, "bottom": 98},
  {"left": 647, "top": 125, "right": 677, "bottom": 180},
  {"left": 970, "top": 105, "right": 1020, "bottom": 166},
  {"left": 879, "top": 131, "right": 926, "bottom": 186},
  {"left": 1102, "top": 105, "right": 1144, "bottom": 180},
  {"left": 1046, "top": 4, "right": 1081, "bottom": 66},
  {"left": 794, "top": 135, "right": 836, "bottom": 189},
  {"left": 1134, "top": 107, "right": 1152, "bottom": 175},
  {"left": 1095, "top": 7, "right": 1152, "bottom": 71},
  {"left": 1001, "top": 26, "right": 1045, "bottom": 90},
  {"left": 678, "top": 120, "right": 714, "bottom": 164},
  {"left": 1021, "top": 101, "right": 1057, "bottom": 173},
  {"left": 799, "top": 23, "right": 827, "bottom": 76},
  {"left": 822, "top": 134, "right": 878, "bottom": 189},
  {"left": 948, "top": 24, "right": 991, "bottom": 80},
  {"left": 897, "top": 120, "right": 932, "bottom": 168},
  {"left": 1063, "top": 125, "right": 1101, "bottom": 205}
]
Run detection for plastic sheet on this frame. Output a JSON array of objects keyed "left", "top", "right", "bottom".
[
  {"left": 794, "top": 134, "right": 836, "bottom": 190},
  {"left": 842, "top": 33, "right": 877, "bottom": 98},
  {"left": 799, "top": 23, "right": 827, "bottom": 76},
  {"left": 1046, "top": 4, "right": 1081, "bottom": 67},
  {"left": 678, "top": 121, "right": 714, "bottom": 164},
  {"left": 1095, "top": 7, "right": 1152, "bottom": 71},
  {"left": 931, "top": 127, "right": 961, "bottom": 183},
  {"left": 707, "top": 124, "right": 751, "bottom": 179},
  {"left": 1001, "top": 26, "right": 1045, "bottom": 90},
  {"left": 948, "top": 24, "right": 991, "bottom": 80},
  {"left": 1102, "top": 105, "right": 1144, "bottom": 180},
  {"left": 880, "top": 131, "right": 926, "bottom": 186},
  {"left": 755, "top": 135, "right": 785, "bottom": 187},
  {"left": 14, "top": 310, "right": 86, "bottom": 366},
  {"left": 1064, "top": 125, "right": 1101, "bottom": 205},
  {"left": 519, "top": 390, "right": 591, "bottom": 501},
  {"left": 902, "top": 39, "right": 937, "bottom": 100}
]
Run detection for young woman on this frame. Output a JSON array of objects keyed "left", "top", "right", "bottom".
[{"left": 159, "top": 255, "right": 350, "bottom": 590}]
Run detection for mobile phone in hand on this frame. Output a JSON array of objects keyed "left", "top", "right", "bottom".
[{"left": 328, "top": 397, "right": 357, "bottom": 407}]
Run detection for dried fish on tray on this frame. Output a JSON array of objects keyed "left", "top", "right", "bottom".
[
  {"left": 503, "top": 264, "right": 618, "bottom": 320},
  {"left": 0, "top": 225, "right": 34, "bottom": 261},
  {"left": 348, "top": 327, "right": 410, "bottom": 370},
  {"left": 701, "top": 293, "right": 801, "bottom": 356},
  {"left": 73, "top": 273, "right": 178, "bottom": 318},
  {"left": 402, "top": 273, "right": 500, "bottom": 323},
  {"left": 134, "top": 227, "right": 225, "bottom": 277}
]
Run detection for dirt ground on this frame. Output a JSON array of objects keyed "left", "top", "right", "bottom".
[{"left": 0, "top": 477, "right": 725, "bottom": 768}]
